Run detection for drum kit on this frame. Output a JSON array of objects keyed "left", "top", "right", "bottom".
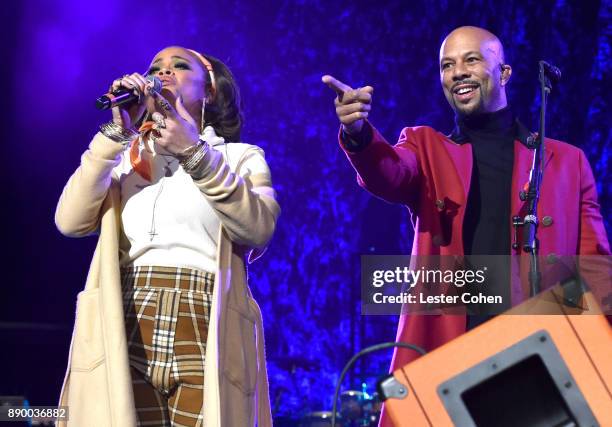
[
  {"left": 273, "top": 356, "right": 383, "bottom": 427},
  {"left": 299, "top": 390, "right": 383, "bottom": 427}
]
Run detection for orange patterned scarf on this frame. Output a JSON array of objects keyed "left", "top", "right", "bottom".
[{"left": 129, "top": 121, "right": 157, "bottom": 181}]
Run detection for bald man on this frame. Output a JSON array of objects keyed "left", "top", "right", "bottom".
[
  {"left": 323, "top": 25, "right": 610, "bottom": 419},
  {"left": 439, "top": 27, "right": 511, "bottom": 117}
]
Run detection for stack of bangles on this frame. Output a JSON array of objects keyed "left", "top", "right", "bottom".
[
  {"left": 178, "top": 139, "right": 210, "bottom": 176},
  {"left": 100, "top": 122, "right": 139, "bottom": 146}
]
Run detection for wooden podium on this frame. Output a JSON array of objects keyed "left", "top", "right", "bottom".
[{"left": 380, "top": 287, "right": 612, "bottom": 426}]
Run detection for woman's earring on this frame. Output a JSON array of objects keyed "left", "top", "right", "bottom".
[{"left": 200, "top": 98, "right": 206, "bottom": 134}]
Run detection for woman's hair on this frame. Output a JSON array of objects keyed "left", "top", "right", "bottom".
[{"left": 201, "top": 54, "right": 243, "bottom": 142}]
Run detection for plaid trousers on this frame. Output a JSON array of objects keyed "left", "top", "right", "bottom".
[{"left": 122, "top": 266, "right": 214, "bottom": 427}]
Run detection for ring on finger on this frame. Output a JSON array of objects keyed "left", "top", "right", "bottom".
[
  {"left": 131, "top": 84, "right": 143, "bottom": 102},
  {"left": 151, "top": 112, "right": 166, "bottom": 128},
  {"left": 110, "top": 78, "right": 122, "bottom": 91},
  {"left": 158, "top": 99, "right": 172, "bottom": 111}
]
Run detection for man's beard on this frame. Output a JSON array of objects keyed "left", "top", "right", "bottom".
[{"left": 451, "top": 87, "right": 485, "bottom": 117}]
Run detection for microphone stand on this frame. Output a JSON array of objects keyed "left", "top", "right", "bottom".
[{"left": 521, "top": 61, "right": 555, "bottom": 297}]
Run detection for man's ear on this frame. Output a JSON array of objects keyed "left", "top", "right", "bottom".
[{"left": 500, "top": 64, "right": 512, "bottom": 86}]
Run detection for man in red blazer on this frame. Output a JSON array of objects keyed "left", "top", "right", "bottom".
[{"left": 323, "top": 24, "right": 610, "bottom": 419}]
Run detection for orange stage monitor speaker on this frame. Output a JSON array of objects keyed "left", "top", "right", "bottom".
[{"left": 380, "top": 286, "right": 612, "bottom": 426}]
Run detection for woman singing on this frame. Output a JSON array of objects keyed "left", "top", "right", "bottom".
[{"left": 55, "top": 46, "right": 280, "bottom": 427}]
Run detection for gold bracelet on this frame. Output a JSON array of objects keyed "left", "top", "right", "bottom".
[{"left": 179, "top": 139, "right": 210, "bottom": 174}]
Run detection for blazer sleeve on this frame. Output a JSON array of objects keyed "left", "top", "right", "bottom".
[
  {"left": 55, "top": 132, "right": 125, "bottom": 237},
  {"left": 577, "top": 149, "right": 610, "bottom": 256},
  {"left": 340, "top": 122, "right": 421, "bottom": 207},
  {"left": 190, "top": 145, "right": 280, "bottom": 249}
]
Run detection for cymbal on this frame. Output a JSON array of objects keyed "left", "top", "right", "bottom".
[{"left": 273, "top": 355, "right": 320, "bottom": 370}]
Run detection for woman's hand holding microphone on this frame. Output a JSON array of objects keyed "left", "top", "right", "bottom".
[
  {"left": 109, "top": 72, "right": 151, "bottom": 131},
  {"left": 106, "top": 73, "right": 200, "bottom": 156}
]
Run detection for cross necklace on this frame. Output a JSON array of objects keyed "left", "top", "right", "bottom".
[{"left": 148, "top": 156, "right": 176, "bottom": 241}]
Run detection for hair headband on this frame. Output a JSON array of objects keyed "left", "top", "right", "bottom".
[{"left": 187, "top": 49, "right": 217, "bottom": 100}]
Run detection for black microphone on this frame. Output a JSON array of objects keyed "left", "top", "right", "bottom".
[
  {"left": 539, "top": 61, "right": 562, "bottom": 83},
  {"left": 95, "top": 75, "right": 162, "bottom": 110}
]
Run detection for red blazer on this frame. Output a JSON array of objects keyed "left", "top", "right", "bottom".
[{"left": 342, "top": 122, "right": 611, "bottom": 370}]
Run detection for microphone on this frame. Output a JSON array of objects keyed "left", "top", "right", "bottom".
[
  {"left": 96, "top": 75, "right": 162, "bottom": 110},
  {"left": 539, "top": 61, "right": 562, "bottom": 83}
]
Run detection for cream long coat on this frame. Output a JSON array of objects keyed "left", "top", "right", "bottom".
[{"left": 55, "top": 131, "right": 280, "bottom": 427}]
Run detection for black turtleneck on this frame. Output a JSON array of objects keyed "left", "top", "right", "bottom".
[
  {"left": 459, "top": 106, "right": 516, "bottom": 256},
  {"left": 458, "top": 107, "right": 516, "bottom": 328}
]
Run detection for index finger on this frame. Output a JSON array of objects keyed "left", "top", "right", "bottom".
[
  {"left": 322, "top": 74, "right": 353, "bottom": 96},
  {"left": 151, "top": 90, "right": 178, "bottom": 118}
]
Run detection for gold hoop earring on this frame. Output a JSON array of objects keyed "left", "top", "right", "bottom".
[{"left": 200, "top": 98, "right": 206, "bottom": 134}]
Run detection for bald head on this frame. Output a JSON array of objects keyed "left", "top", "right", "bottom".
[
  {"left": 441, "top": 26, "right": 505, "bottom": 64},
  {"left": 439, "top": 26, "right": 512, "bottom": 116}
]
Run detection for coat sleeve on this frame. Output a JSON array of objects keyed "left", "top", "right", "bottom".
[
  {"left": 577, "top": 149, "right": 610, "bottom": 256},
  {"left": 340, "top": 122, "right": 421, "bottom": 207},
  {"left": 55, "top": 133, "right": 125, "bottom": 237},
  {"left": 190, "top": 145, "right": 280, "bottom": 249}
]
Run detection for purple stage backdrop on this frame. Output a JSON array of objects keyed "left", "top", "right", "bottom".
[{"left": 1, "top": 0, "right": 610, "bottom": 420}]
